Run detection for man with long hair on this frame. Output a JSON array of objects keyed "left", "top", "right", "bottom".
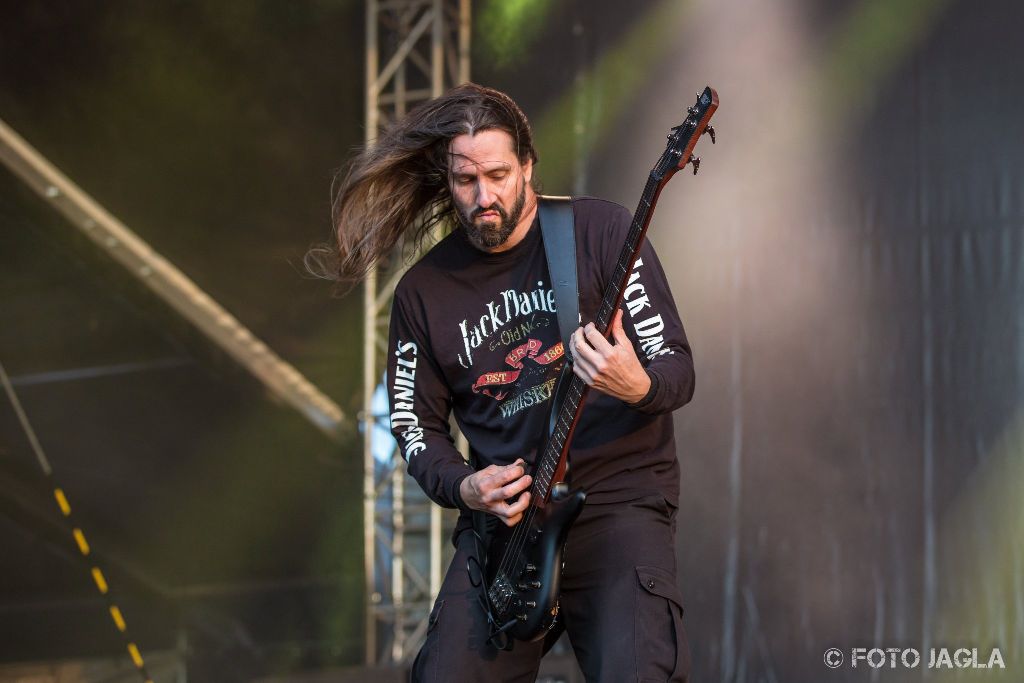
[{"left": 314, "top": 83, "right": 694, "bottom": 681}]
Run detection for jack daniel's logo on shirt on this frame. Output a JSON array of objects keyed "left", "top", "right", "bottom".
[
  {"left": 455, "top": 281, "right": 565, "bottom": 420},
  {"left": 457, "top": 281, "right": 557, "bottom": 368}
]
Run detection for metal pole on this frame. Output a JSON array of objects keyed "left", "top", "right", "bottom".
[
  {"left": 362, "top": 0, "right": 470, "bottom": 665},
  {"left": 363, "top": 0, "right": 380, "bottom": 664}
]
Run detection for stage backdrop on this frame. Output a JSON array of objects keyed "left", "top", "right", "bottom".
[{"left": 1, "top": 0, "right": 1021, "bottom": 681}]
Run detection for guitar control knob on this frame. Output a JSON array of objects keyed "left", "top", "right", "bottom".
[
  {"left": 529, "top": 580, "right": 542, "bottom": 589},
  {"left": 524, "top": 564, "right": 537, "bottom": 574},
  {"left": 516, "top": 613, "right": 528, "bottom": 621},
  {"left": 525, "top": 601, "right": 537, "bottom": 608}
]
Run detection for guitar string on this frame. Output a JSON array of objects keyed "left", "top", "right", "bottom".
[
  {"left": 490, "top": 233, "right": 640, "bottom": 608},
  {"left": 486, "top": 138, "right": 695, "bottom": 612},
  {"left": 487, "top": 109, "right": 714, "bottom": 615},
  {"left": 491, "top": 372, "right": 586, "bottom": 607},
  {"left": 489, "top": 187, "right": 656, "bottom": 612}
]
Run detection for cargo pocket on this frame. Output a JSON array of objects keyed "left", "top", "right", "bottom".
[{"left": 635, "top": 566, "right": 687, "bottom": 683}]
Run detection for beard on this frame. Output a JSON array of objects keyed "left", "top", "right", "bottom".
[{"left": 455, "top": 180, "right": 527, "bottom": 251}]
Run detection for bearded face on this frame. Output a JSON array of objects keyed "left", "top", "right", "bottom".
[
  {"left": 448, "top": 129, "right": 534, "bottom": 253},
  {"left": 454, "top": 178, "right": 526, "bottom": 251}
]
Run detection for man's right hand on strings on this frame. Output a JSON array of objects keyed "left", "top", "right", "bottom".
[{"left": 459, "top": 458, "right": 532, "bottom": 526}]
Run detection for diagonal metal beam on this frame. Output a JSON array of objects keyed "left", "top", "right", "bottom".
[
  {"left": 370, "top": 7, "right": 435, "bottom": 98},
  {"left": 0, "top": 118, "right": 346, "bottom": 440}
]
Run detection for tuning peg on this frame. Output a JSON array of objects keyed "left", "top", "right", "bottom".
[
  {"left": 687, "top": 155, "right": 700, "bottom": 175},
  {"left": 704, "top": 125, "right": 716, "bottom": 144}
]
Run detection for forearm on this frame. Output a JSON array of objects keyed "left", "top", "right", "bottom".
[
  {"left": 388, "top": 294, "right": 475, "bottom": 512},
  {"left": 627, "top": 351, "right": 695, "bottom": 414},
  {"left": 406, "top": 445, "right": 475, "bottom": 511}
]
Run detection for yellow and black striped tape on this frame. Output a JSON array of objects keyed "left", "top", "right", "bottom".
[
  {"left": 51, "top": 485, "right": 153, "bottom": 683},
  {"left": 1, "top": 362, "right": 154, "bottom": 683}
]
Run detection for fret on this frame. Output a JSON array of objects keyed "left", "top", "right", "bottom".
[
  {"left": 543, "top": 459, "right": 556, "bottom": 480},
  {"left": 493, "top": 91, "right": 718, "bottom": 618}
]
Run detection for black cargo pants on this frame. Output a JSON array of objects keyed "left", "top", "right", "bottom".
[{"left": 410, "top": 493, "right": 691, "bottom": 682}]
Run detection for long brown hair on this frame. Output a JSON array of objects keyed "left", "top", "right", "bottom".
[{"left": 306, "top": 82, "right": 538, "bottom": 287}]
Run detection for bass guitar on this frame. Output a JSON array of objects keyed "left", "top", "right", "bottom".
[{"left": 479, "top": 86, "right": 719, "bottom": 646}]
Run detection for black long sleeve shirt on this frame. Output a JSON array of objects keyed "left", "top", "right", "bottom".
[{"left": 387, "top": 197, "right": 694, "bottom": 529}]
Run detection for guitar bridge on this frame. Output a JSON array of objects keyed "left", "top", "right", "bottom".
[{"left": 488, "top": 573, "right": 515, "bottom": 611}]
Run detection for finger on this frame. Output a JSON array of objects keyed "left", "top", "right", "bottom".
[
  {"left": 500, "top": 491, "right": 531, "bottom": 525},
  {"left": 484, "top": 472, "right": 531, "bottom": 504},
  {"left": 572, "top": 353, "right": 598, "bottom": 385},
  {"left": 574, "top": 330, "right": 603, "bottom": 366},
  {"left": 576, "top": 336, "right": 608, "bottom": 376},
  {"left": 499, "top": 473, "right": 532, "bottom": 500},
  {"left": 611, "top": 309, "right": 630, "bottom": 345},
  {"left": 583, "top": 322, "right": 614, "bottom": 353},
  {"left": 575, "top": 325, "right": 598, "bottom": 350},
  {"left": 569, "top": 329, "right": 579, "bottom": 362},
  {"left": 490, "top": 460, "right": 526, "bottom": 486}
]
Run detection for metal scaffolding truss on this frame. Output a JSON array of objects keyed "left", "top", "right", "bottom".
[{"left": 362, "top": 0, "right": 471, "bottom": 666}]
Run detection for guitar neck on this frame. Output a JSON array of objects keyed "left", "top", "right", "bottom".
[
  {"left": 529, "top": 85, "right": 718, "bottom": 503},
  {"left": 531, "top": 171, "right": 668, "bottom": 502},
  {"left": 595, "top": 173, "right": 666, "bottom": 332}
]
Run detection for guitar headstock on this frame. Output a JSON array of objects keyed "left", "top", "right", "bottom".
[{"left": 655, "top": 86, "right": 719, "bottom": 180}]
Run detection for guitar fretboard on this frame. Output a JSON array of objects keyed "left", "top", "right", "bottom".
[{"left": 531, "top": 171, "right": 666, "bottom": 502}]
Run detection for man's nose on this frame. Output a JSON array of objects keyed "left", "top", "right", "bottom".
[{"left": 477, "top": 180, "right": 495, "bottom": 207}]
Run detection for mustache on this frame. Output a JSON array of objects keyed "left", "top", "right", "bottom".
[{"left": 471, "top": 204, "right": 505, "bottom": 219}]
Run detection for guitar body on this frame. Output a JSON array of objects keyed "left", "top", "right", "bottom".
[
  {"left": 480, "top": 86, "right": 718, "bottom": 647},
  {"left": 483, "top": 483, "right": 586, "bottom": 641},
  {"left": 480, "top": 363, "right": 587, "bottom": 642}
]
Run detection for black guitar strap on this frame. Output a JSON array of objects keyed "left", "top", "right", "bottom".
[{"left": 537, "top": 196, "right": 579, "bottom": 349}]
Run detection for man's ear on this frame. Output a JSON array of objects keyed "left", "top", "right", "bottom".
[{"left": 522, "top": 157, "right": 534, "bottom": 184}]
